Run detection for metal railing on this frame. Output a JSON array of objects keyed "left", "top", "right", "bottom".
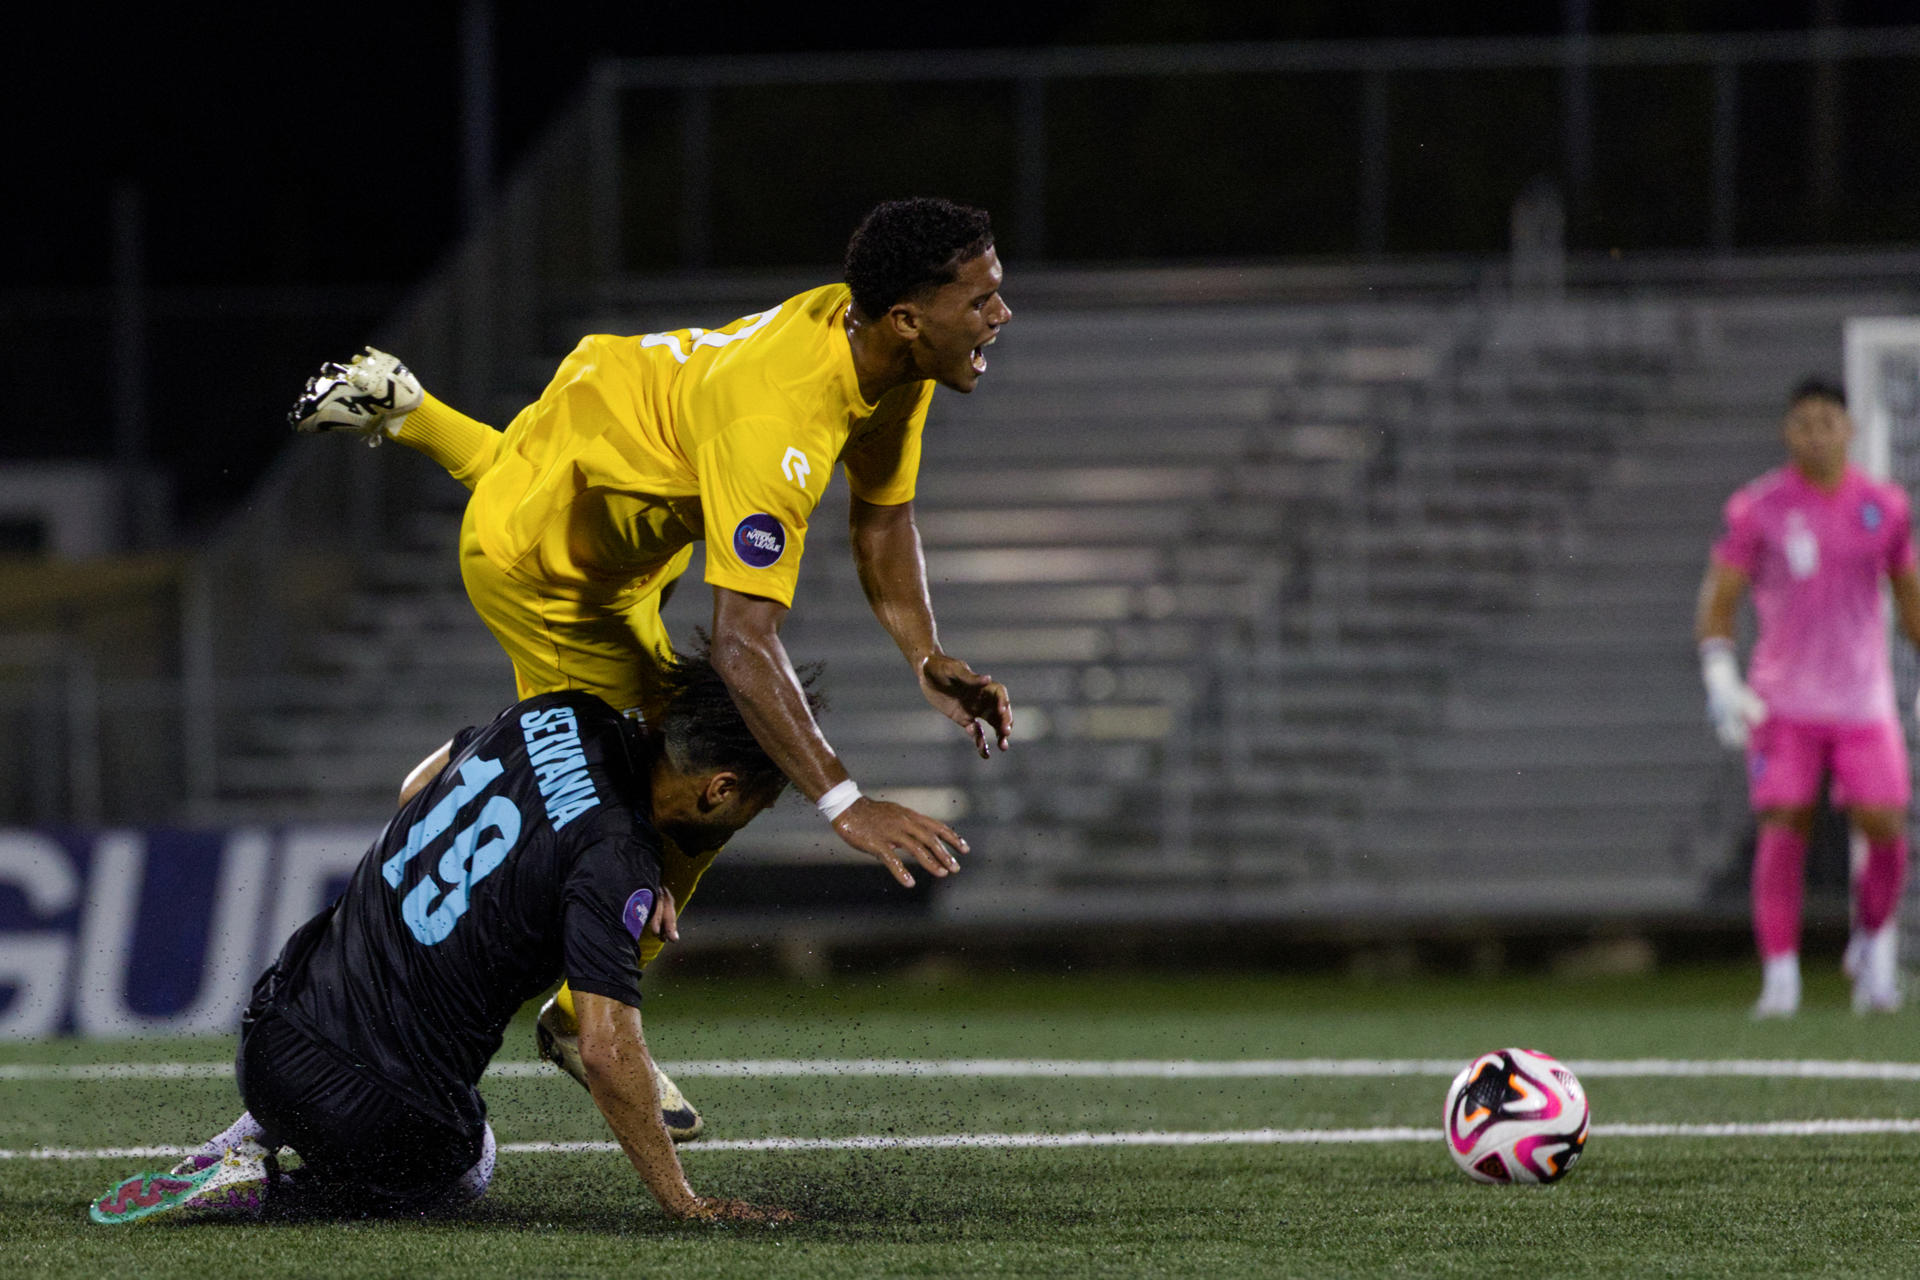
[{"left": 586, "top": 27, "right": 1920, "bottom": 269}]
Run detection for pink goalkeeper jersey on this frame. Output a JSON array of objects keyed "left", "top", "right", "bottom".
[{"left": 1713, "top": 464, "right": 1917, "bottom": 723}]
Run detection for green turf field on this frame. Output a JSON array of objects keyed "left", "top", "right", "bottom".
[{"left": 6, "top": 964, "right": 1920, "bottom": 1277}]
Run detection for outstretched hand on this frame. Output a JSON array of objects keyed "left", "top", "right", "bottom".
[
  {"left": 920, "top": 653, "right": 1013, "bottom": 759},
  {"left": 832, "top": 796, "right": 967, "bottom": 888}
]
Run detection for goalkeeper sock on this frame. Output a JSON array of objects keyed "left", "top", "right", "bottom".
[
  {"left": 1856, "top": 835, "right": 1909, "bottom": 933},
  {"left": 1752, "top": 825, "right": 1809, "bottom": 960},
  {"left": 390, "top": 392, "right": 505, "bottom": 489}
]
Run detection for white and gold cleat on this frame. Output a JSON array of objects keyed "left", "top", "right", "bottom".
[
  {"left": 536, "top": 995, "right": 703, "bottom": 1142},
  {"left": 289, "top": 346, "right": 422, "bottom": 443}
]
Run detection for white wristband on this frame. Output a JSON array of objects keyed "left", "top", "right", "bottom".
[{"left": 817, "top": 779, "right": 862, "bottom": 822}]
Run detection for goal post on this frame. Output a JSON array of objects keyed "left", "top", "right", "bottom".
[
  {"left": 1844, "top": 318, "right": 1920, "bottom": 483},
  {"left": 1844, "top": 317, "right": 1920, "bottom": 976}
]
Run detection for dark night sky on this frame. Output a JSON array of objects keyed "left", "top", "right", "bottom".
[
  {"left": 10, "top": 1, "right": 1910, "bottom": 292},
  {"left": 7, "top": 1, "right": 1914, "bottom": 528}
]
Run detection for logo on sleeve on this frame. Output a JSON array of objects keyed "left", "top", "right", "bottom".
[
  {"left": 781, "top": 446, "right": 812, "bottom": 489},
  {"left": 1863, "top": 500, "right": 1884, "bottom": 531},
  {"left": 733, "top": 513, "right": 787, "bottom": 567},
  {"left": 622, "top": 888, "right": 656, "bottom": 942}
]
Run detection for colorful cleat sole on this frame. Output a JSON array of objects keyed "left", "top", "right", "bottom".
[
  {"left": 90, "top": 1171, "right": 207, "bottom": 1225},
  {"left": 89, "top": 1150, "right": 271, "bottom": 1225}
]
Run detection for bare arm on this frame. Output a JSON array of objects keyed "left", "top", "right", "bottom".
[
  {"left": 710, "top": 588, "right": 841, "bottom": 801},
  {"left": 574, "top": 991, "right": 787, "bottom": 1222},
  {"left": 849, "top": 495, "right": 940, "bottom": 666},
  {"left": 1892, "top": 567, "right": 1920, "bottom": 651},
  {"left": 397, "top": 740, "right": 453, "bottom": 808},
  {"left": 849, "top": 496, "right": 1012, "bottom": 757},
  {"left": 1694, "top": 561, "right": 1750, "bottom": 644},
  {"left": 710, "top": 586, "right": 965, "bottom": 886}
]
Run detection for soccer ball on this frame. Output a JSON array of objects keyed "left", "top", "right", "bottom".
[{"left": 1443, "top": 1048, "right": 1589, "bottom": 1185}]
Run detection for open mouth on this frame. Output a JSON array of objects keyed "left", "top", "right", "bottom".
[{"left": 970, "top": 333, "right": 998, "bottom": 375}]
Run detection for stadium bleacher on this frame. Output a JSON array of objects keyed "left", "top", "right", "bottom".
[{"left": 148, "top": 281, "right": 1909, "bottom": 935}]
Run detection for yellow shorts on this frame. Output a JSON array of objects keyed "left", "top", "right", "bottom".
[
  {"left": 458, "top": 503, "right": 693, "bottom": 720},
  {"left": 458, "top": 502, "right": 718, "bottom": 969}
]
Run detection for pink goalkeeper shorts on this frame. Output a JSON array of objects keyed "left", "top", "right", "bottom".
[{"left": 1747, "top": 716, "right": 1911, "bottom": 811}]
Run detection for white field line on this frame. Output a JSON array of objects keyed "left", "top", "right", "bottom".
[
  {"left": 622, "top": 1058, "right": 1920, "bottom": 1081},
  {"left": 9, "top": 1057, "right": 1920, "bottom": 1082},
  {"left": 12, "top": 1119, "right": 1920, "bottom": 1161},
  {"left": 506, "top": 1119, "right": 1920, "bottom": 1153}
]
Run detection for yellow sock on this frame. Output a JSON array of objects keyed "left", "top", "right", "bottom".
[{"left": 391, "top": 392, "right": 505, "bottom": 490}]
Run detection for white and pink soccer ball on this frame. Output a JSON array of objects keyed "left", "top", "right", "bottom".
[{"left": 1443, "top": 1048, "right": 1590, "bottom": 1185}]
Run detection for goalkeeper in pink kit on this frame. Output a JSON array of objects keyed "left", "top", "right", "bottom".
[{"left": 1695, "top": 378, "right": 1920, "bottom": 1017}]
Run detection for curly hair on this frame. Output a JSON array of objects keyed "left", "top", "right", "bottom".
[
  {"left": 844, "top": 197, "right": 995, "bottom": 319},
  {"left": 655, "top": 632, "right": 825, "bottom": 795}
]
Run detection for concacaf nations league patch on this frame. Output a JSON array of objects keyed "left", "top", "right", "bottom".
[
  {"left": 622, "top": 888, "right": 656, "bottom": 941},
  {"left": 733, "top": 513, "right": 786, "bottom": 567}
]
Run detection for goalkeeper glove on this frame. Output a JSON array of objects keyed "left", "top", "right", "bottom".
[{"left": 1700, "top": 637, "right": 1766, "bottom": 750}]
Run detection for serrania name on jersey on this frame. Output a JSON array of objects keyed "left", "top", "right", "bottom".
[{"left": 519, "top": 707, "right": 602, "bottom": 829}]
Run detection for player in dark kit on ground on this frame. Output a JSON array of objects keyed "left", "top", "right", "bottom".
[{"left": 88, "top": 646, "right": 806, "bottom": 1225}]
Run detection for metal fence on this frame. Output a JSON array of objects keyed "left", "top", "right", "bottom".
[{"left": 584, "top": 27, "right": 1920, "bottom": 271}]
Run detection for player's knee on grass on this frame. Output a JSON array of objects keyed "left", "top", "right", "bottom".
[
  {"left": 278, "top": 1121, "right": 493, "bottom": 1217},
  {"left": 242, "top": 1012, "right": 492, "bottom": 1216}
]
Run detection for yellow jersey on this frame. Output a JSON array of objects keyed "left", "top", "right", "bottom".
[{"left": 467, "top": 284, "right": 933, "bottom": 609}]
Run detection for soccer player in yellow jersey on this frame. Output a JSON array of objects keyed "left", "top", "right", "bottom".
[{"left": 291, "top": 197, "right": 1015, "bottom": 1135}]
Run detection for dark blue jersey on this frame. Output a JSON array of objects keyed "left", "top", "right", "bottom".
[{"left": 262, "top": 691, "right": 662, "bottom": 1130}]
